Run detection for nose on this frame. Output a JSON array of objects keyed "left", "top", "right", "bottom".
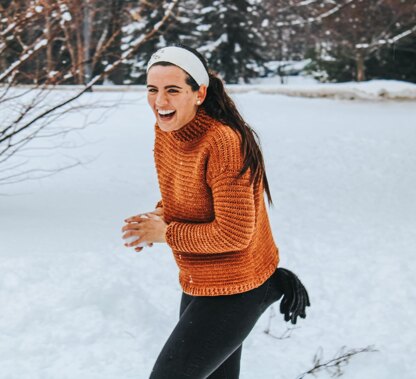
[{"left": 155, "top": 91, "right": 168, "bottom": 108}]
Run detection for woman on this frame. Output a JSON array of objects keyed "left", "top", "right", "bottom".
[{"left": 122, "top": 45, "right": 310, "bottom": 378}]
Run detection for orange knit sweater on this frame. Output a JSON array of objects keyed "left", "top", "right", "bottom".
[{"left": 153, "top": 108, "right": 279, "bottom": 296}]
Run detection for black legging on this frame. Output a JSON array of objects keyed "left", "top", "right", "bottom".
[{"left": 149, "top": 268, "right": 283, "bottom": 379}]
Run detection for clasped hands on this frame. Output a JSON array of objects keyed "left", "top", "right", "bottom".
[{"left": 122, "top": 207, "right": 167, "bottom": 252}]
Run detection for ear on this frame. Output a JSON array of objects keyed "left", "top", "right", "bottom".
[{"left": 196, "top": 84, "right": 208, "bottom": 105}]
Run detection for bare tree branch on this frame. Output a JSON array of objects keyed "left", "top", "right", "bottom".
[
  {"left": 263, "top": 305, "right": 300, "bottom": 340},
  {"left": 0, "top": 160, "right": 83, "bottom": 185},
  {"left": 275, "top": 0, "right": 356, "bottom": 27},
  {"left": 297, "top": 345, "right": 378, "bottom": 379},
  {"left": 0, "top": 38, "right": 48, "bottom": 83},
  {"left": 357, "top": 24, "right": 416, "bottom": 51},
  {"left": 0, "top": 0, "right": 180, "bottom": 187}
]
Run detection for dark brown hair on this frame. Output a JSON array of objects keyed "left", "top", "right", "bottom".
[{"left": 149, "top": 45, "right": 274, "bottom": 207}]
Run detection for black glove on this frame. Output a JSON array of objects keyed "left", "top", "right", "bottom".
[{"left": 275, "top": 267, "right": 311, "bottom": 324}]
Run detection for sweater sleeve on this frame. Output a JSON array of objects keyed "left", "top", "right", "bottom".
[{"left": 164, "top": 129, "right": 256, "bottom": 254}]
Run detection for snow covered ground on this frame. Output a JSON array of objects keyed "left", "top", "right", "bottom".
[{"left": 1, "top": 81, "right": 416, "bottom": 379}]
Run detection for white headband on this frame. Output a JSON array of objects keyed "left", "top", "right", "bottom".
[{"left": 147, "top": 46, "right": 210, "bottom": 87}]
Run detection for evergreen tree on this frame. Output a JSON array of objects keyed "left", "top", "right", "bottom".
[
  {"left": 366, "top": 35, "right": 416, "bottom": 83},
  {"left": 196, "top": 0, "right": 267, "bottom": 83},
  {"left": 123, "top": 0, "right": 200, "bottom": 84}
]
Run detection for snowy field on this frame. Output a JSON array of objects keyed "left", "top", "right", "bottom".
[{"left": 1, "top": 81, "right": 416, "bottom": 379}]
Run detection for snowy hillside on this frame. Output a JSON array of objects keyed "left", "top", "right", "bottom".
[{"left": 1, "top": 82, "right": 416, "bottom": 379}]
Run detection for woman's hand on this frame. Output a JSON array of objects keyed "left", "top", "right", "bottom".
[
  {"left": 150, "top": 207, "right": 164, "bottom": 219},
  {"left": 122, "top": 210, "right": 167, "bottom": 252}
]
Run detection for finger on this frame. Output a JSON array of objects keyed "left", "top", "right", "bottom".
[
  {"left": 125, "top": 236, "right": 147, "bottom": 248},
  {"left": 146, "top": 213, "right": 160, "bottom": 220},
  {"left": 122, "top": 232, "right": 141, "bottom": 246},
  {"left": 295, "top": 281, "right": 309, "bottom": 320},
  {"left": 304, "top": 293, "right": 310, "bottom": 308},
  {"left": 292, "top": 282, "right": 301, "bottom": 313},
  {"left": 300, "top": 287, "right": 308, "bottom": 314},
  {"left": 124, "top": 215, "right": 141, "bottom": 222},
  {"left": 281, "top": 297, "right": 290, "bottom": 318},
  {"left": 291, "top": 313, "right": 298, "bottom": 325},
  {"left": 122, "top": 224, "right": 142, "bottom": 232},
  {"left": 122, "top": 230, "right": 142, "bottom": 240},
  {"left": 295, "top": 278, "right": 309, "bottom": 314},
  {"left": 284, "top": 311, "right": 290, "bottom": 322},
  {"left": 124, "top": 215, "right": 147, "bottom": 223},
  {"left": 298, "top": 295, "right": 305, "bottom": 318},
  {"left": 280, "top": 299, "right": 285, "bottom": 315},
  {"left": 288, "top": 275, "right": 299, "bottom": 312},
  {"left": 134, "top": 247, "right": 144, "bottom": 252}
]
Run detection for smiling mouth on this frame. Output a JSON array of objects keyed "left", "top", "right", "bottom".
[{"left": 158, "top": 109, "right": 176, "bottom": 121}]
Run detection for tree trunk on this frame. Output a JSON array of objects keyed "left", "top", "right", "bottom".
[
  {"left": 107, "top": 0, "right": 124, "bottom": 84},
  {"left": 46, "top": 6, "right": 53, "bottom": 77},
  {"left": 83, "top": 1, "right": 92, "bottom": 84},
  {"left": 356, "top": 52, "right": 365, "bottom": 81},
  {"left": 76, "top": 15, "right": 84, "bottom": 84}
]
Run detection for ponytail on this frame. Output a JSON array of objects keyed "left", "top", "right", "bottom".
[
  {"left": 203, "top": 73, "right": 274, "bottom": 207},
  {"left": 165, "top": 44, "right": 274, "bottom": 207}
]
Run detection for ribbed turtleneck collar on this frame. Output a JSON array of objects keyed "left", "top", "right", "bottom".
[{"left": 169, "top": 108, "right": 213, "bottom": 143}]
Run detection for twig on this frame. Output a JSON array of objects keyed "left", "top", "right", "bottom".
[
  {"left": 297, "top": 345, "right": 378, "bottom": 379},
  {"left": 263, "top": 306, "right": 300, "bottom": 340}
]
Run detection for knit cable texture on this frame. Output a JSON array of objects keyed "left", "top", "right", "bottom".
[{"left": 153, "top": 108, "right": 279, "bottom": 296}]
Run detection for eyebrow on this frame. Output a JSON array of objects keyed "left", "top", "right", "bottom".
[{"left": 146, "top": 84, "right": 183, "bottom": 90}]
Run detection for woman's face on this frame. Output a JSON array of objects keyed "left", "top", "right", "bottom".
[{"left": 147, "top": 65, "right": 205, "bottom": 132}]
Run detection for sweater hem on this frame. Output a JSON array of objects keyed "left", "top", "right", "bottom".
[{"left": 179, "top": 258, "right": 279, "bottom": 296}]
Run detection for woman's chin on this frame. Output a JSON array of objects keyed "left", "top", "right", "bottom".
[
  {"left": 158, "top": 122, "right": 178, "bottom": 132},
  {"left": 157, "top": 116, "right": 181, "bottom": 132}
]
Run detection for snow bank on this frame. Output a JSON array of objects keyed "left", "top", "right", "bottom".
[
  {"left": 7, "top": 79, "right": 416, "bottom": 100},
  {"left": 8, "top": 76, "right": 416, "bottom": 100},
  {"left": 230, "top": 79, "right": 416, "bottom": 100}
]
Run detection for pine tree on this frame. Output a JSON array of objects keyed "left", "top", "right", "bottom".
[
  {"left": 366, "top": 34, "right": 416, "bottom": 83},
  {"left": 123, "top": 0, "right": 200, "bottom": 84},
  {"left": 197, "top": 0, "right": 267, "bottom": 83}
]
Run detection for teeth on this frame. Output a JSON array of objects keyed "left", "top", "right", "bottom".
[{"left": 158, "top": 109, "right": 175, "bottom": 115}]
